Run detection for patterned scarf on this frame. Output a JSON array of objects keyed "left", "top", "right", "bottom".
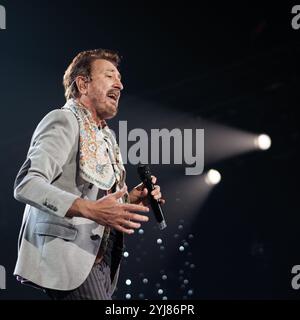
[{"left": 62, "top": 99, "right": 125, "bottom": 190}]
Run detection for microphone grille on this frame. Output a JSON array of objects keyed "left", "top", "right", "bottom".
[{"left": 137, "top": 164, "right": 151, "bottom": 180}]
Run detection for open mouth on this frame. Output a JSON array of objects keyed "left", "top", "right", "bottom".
[{"left": 107, "top": 91, "right": 119, "bottom": 103}]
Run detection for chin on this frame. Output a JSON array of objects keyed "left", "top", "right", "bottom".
[
  {"left": 104, "top": 109, "right": 118, "bottom": 120},
  {"left": 97, "top": 104, "right": 118, "bottom": 120}
]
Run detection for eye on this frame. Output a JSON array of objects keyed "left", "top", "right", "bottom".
[{"left": 106, "top": 74, "right": 113, "bottom": 78}]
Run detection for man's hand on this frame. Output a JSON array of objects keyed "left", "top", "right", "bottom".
[
  {"left": 129, "top": 175, "right": 166, "bottom": 206},
  {"left": 68, "top": 186, "right": 149, "bottom": 234}
]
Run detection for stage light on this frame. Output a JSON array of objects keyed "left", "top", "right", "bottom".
[
  {"left": 126, "top": 279, "right": 132, "bottom": 286},
  {"left": 157, "top": 238, "right": 162, "bottom": 244},
  {"left": 255, "top": 134, "right": 271, "bottom": 150},
  {"left": 183, "top": 241, "right": 189, "bottom": 247},
  {"left": 125, "top": 293, "right": 131, "bottom": 299},
  {"left": 205, "top": 169, "right": 221, "bottom": 185},
  {"left": 188, "top": 289, "right": 194, "bottom": 296},
  {"left": 123, "top": 251, "right": 129, "bottom": 258}
]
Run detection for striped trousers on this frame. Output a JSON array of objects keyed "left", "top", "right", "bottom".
[{"left": 45, "top": 260, "right": 114, "bottom": 300}]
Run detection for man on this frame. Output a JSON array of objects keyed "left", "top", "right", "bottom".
[{"left": 13, "top": 48, "right": 164, "bottom": 300}]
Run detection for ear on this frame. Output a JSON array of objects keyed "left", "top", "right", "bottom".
[{"left": 75, "top": 76, "right": 89, "bottom": 96}]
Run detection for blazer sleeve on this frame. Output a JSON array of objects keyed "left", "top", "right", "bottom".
[{"left": 13, "top": 109, "right": 80, "bottom": 217}]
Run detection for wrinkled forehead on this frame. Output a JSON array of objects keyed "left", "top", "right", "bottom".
[{"left": 91, "top": 59, "right": 121, "bottom": 79}]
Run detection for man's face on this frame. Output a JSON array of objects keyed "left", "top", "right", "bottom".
[{"left": 86, "top": 59, "right": 123, "bottom": 120}]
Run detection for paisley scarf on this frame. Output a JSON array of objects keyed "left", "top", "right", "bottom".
[{"left": 62, "top": 99, "right": 125, "bottom": 191}]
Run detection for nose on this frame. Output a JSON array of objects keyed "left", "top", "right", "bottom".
[{"left": 114, "top": 77, "right": 123, "bottom": 91}]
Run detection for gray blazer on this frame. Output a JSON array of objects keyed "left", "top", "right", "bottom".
[{"left": 13, "top": 108, "right": 123, "bottom": 291}]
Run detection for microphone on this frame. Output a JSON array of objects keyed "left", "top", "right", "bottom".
[{"left": 137, "top": 164, "right": 167, "bottom": 230}]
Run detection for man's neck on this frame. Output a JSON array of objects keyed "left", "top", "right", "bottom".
[{"left": 76, "top": 97, "right": 103, "bottom": 127}]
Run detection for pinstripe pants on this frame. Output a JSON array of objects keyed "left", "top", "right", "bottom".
[{"left": 45, "top": 260, "right": 114, "bottom": 300}]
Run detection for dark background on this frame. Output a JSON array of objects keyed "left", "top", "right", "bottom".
[{"left": 0, "top": 1, "right": 299, "bottom": 300}]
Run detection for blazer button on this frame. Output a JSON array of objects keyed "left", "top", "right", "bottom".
[{"left": 90, "top": 234, "right": 100, "bottom": 240}]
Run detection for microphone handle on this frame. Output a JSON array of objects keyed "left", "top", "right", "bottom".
[{"left": 143, "top": 178, "right": 167, "bottom": 230}]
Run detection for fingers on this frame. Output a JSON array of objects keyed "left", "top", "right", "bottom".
[
  {"left": 151, "top": 185, "right": 160, "bottom": 194},
  {"left": 158, "top": 198, "right": 166, "bottom": 205},
  {"left": 153, "top": 193, "right": 162, "bottom": 200},
  {"left": 135, "top": 182, "right": 144, "bottom": 191},
  {"left": 151, "top": 185, "right": 161, "bottom": 199},
  {"left": 115, "top": 225, "right": 135, "bottom": 235},
  {"left": 141, "top": 188, "right": 148, "bottom": 197},
  {"left": 122, "top": 203, "right": 149, "bottom": 213},
  {"left": 124, "top": 212, "right": 149, "bottom": 222},
  {"left": 151, "top": 175, "right": 157, "bottom": 184},
  {"left": 122, "top": 219, "right": 141, "bottom": 229},
  {"left": 112, "top": 186, "right": 128, "bottom": 199},
  {"left": 150, "top": 185, "right": 165, "bottom": 204},
  {"left": 114, "top": 214, "right": 145, "bottom": 235}
]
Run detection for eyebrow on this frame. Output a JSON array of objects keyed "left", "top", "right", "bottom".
[{"left": 105, "top": 69, "right": 122, "bottom": 80}]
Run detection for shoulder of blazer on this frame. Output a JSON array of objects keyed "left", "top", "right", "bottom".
[{"left": 32, "top": 109, "right": 79, "bottom": 144}]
